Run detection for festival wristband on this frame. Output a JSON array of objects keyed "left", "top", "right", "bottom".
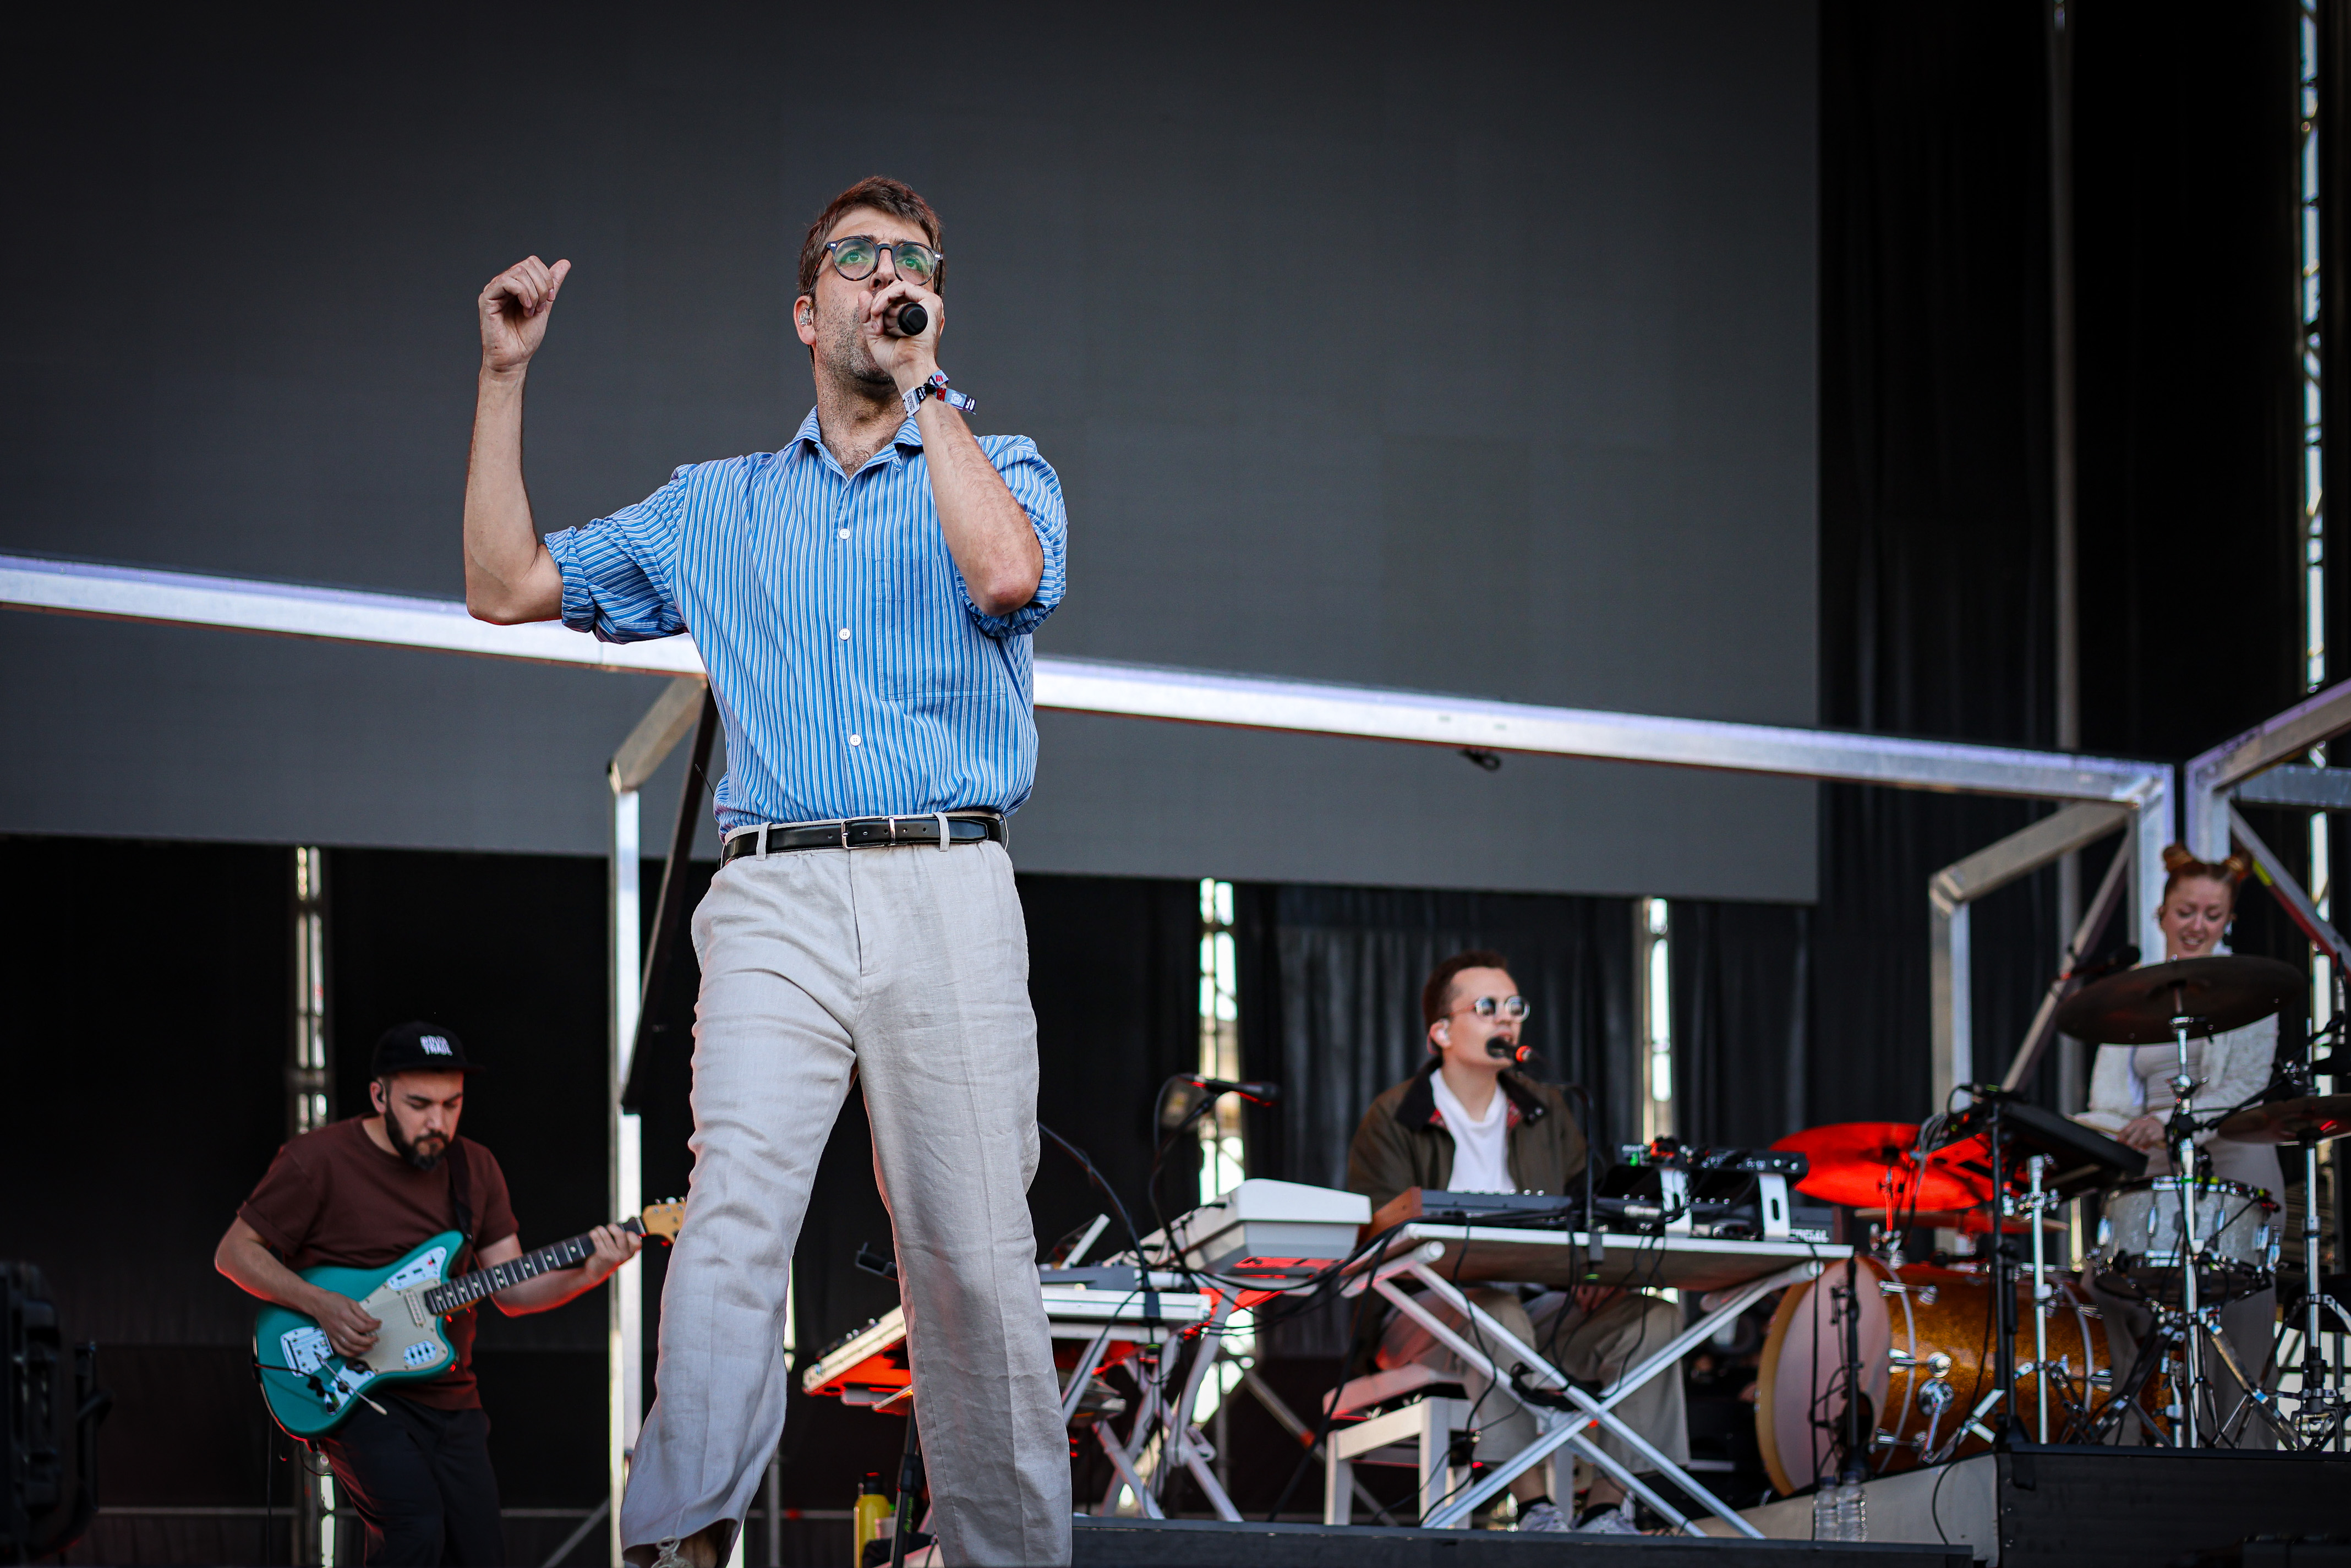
[{"left": 902, "top": 372, "right": 976, "bottom": 418}]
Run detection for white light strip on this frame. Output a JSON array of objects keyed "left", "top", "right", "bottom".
[
  {"left": 1033, "top": 657, "right": 2159, "bottom": 802},
  {"left": 0, "top": 551, "right": 706, "bottom": 678},
  {"left": 3, "top": 551, "right": 2162, "bottom": 801}
]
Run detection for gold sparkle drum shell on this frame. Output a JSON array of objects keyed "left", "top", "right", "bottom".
[{"left": 1755, "top": 1258, "right": 2140, "bottom": 1496}]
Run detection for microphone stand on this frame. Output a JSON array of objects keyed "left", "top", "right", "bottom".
[{"left": 1987, "top": 1093, "right": 2020, "bottom": 1444}]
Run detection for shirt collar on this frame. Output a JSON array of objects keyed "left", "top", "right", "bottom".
[{"left": 785, "top": 407, "right": 927, "bottom": 471}]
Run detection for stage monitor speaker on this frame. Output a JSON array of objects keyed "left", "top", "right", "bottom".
[{"left": 2, "top": 1263, "right": 108, "bottom": 1565}]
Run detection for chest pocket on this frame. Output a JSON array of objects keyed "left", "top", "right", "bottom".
[{"left": 876, "top": 545, "right": 982, "bottom": 700}]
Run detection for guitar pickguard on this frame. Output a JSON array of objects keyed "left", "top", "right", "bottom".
[{"left": 358, "top": 1283, "right": 447, "bottom": 1376}]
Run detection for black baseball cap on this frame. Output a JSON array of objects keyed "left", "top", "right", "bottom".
[{"left": 372, "top": 1021, "right": 486, "bottom": 1077}]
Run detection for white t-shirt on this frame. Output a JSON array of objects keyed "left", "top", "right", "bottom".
[{"left": 1430, "top": 1071, "right": 1513, "bottom": 1193}]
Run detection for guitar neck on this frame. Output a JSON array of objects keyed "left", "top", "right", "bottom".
[{"left": 423, "top": 1219, "right": 641, "bottom": 1315}]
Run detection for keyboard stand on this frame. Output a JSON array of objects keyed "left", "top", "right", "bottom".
[{"left": 1339, "top": 1226, "right": 1838, "bottom": 1535}]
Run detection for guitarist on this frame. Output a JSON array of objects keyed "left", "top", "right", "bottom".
[{"left": 215, "top": 1022, "right": 642, "bottom": 1566}]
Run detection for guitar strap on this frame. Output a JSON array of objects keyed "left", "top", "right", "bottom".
[{"left": 446, "top": 1135, "right": 477, "bottom": 1273}]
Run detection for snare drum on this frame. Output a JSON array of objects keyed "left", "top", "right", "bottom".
[{"left": 2092, "top": 1176, "right": 2277, "bottom": 1304}]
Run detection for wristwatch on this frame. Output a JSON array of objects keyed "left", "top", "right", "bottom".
[{"left": 902, "top": 371, "right": 977, "bottom": 418}]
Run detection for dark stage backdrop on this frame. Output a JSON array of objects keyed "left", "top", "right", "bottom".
[
  {"left": 2, "top": 836, "right": 292, "bottom": 1559},
  {"left": 1235, "top": 884, "right": 1638, "bottom": 1193},
  {"left": 0, "top": 1, "right": 1820, "bottom": 902},
  {"left": 1775, "top": 0, "right": 2312, "bottom": 1140}
]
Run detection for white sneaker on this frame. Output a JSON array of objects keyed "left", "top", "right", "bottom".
[
  {"left": 1516, "top": 1501, "right": 1571, "bottom": 1533},
  {"left": 1574, "top": 1504, "right": 1641, "bottom": 1534}
]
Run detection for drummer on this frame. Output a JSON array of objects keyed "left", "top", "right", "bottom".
[{"left": 2076, "top": 844, "right": 2281, "bottom": 1439}]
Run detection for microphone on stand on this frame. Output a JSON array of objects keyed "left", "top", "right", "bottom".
[{"left": 1189, "top": 1074, "right": 1281, "bottom": 1106}]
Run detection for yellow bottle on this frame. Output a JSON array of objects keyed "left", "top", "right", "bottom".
[{"left": 852, "top": 1472, "right": 891, "bottom": 1567}]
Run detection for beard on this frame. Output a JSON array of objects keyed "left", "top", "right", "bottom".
[
  {"left": 385, "top": 1112, "right": 449, "bottom": 1172},
  {"left": 813, "top": 299, "right": 895, "bottom": 394}
]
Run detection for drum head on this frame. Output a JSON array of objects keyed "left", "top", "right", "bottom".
[{"left": 1755, "top": 1258, "right": 1891, "bottom": 1498}]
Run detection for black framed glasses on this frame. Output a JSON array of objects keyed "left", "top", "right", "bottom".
[
  {"left": 823, "top": 235, "right": 943, "bottom": 287},
  {"left": 1453, "top": 995, "right": 1530, "bottom": 1021}
]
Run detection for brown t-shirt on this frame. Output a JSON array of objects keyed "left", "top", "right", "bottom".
[{"left": 239, "top": 1117, "right": 519, "bottom": 1411}]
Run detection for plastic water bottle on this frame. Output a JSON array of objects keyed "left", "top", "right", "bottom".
[
  {"left": 1813, "top": 1480, "right": 1867, "bottom": 1541},
  {"left": 1835, "top": 1479, "right": 1867, "bottom": 1542}
]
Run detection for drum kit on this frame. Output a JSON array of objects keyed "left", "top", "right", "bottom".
[{"left": 1753, "top": 953, "right": 2350, "bottom": 1493}]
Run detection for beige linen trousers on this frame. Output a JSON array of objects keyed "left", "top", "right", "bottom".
[{"left": 618, "top": 839, "right": 1071, "bottom": 1566}]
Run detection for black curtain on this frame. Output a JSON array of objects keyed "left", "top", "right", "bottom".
[
  {"left": 3, "top": 835, "right": 292, "bottom": 1565},
  {"left": 1671, "top": 903, "right": 1811, "bottom": 1150},
  {"left": 2073, "top": 0, "right": 2305, "bottom": 762},
  {"left": 1813, "top": 0, "right": 2067, "bottom": 1126},
  {"left": 1234, "top": 884, "right": 1637, "bottom": 1192},
  {"left": 1805, "top": 0, "right": 2304, "bottom": 1134}
]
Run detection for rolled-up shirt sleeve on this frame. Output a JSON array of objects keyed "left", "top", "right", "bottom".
[
  {"left": 964, "top": 436, "right": 1067, "bottom": 639},
  {"left": 544, "top": 468, "right": 693, "bottom": 643}
]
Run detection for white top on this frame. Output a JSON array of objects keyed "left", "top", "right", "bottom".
[
  {"left": 2079, "top": 1013, "right": 2276, "bottom": 1148},
  {"left": 1430, "top": 1071, "right": 1513, "bottom": 1192}
]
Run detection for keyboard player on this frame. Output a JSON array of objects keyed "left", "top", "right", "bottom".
[{"left": 1345, "top": 951, "right": 1687, "bottom": 1534}]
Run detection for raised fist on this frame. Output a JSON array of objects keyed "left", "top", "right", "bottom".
[{"left": 479, "top": 255, "right": 571, "bottom": 375}]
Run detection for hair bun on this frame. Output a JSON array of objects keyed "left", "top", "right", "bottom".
[{"left": 2159, "top": 842, "right": 2252, "bottom": 900}]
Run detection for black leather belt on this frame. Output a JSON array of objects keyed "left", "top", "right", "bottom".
[{"left": 721, "top": 812, "right": 1004, "bottom": 864}]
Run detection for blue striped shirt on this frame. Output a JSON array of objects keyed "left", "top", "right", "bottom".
[{"left": 544, "top": 408, "right": 1067, "bottom": 832}]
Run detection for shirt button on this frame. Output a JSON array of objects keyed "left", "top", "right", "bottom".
[
  {"left": 839, "top": 529, "right": 850, "bottom": 540},
  {"left": 839, "top": 627, "right": 851, "bottom": 641},
  {"left": 849, "top": 733, "right": 861, "bottom": 746}
]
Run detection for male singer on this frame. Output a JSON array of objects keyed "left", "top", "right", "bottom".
[{"left": 461, "top": 177, "right": 1070, "bottom": 1567}]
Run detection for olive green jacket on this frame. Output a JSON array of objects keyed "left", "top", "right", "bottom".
[{"left": 1344, "top": 1057, "right": 1590, "bottom": 1214}]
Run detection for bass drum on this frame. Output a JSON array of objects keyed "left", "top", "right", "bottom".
[{"left": 1755, "top": 1258, "right": 2145, "bottom": 1496}]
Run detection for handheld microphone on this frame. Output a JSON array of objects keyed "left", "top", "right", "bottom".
[
  {"left": 887, "top": 302, "right": 928, "bottom": 337},
  {"left": 1190, "top": 1074, "right": 1281, "bottom": 1105}
]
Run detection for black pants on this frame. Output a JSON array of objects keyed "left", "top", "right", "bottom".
[{"left": 315, "top": 1397, "right": 504, "bottom": 1566}]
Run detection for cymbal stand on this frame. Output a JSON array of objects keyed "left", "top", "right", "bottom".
[
  {"left": 2162, "top": 997, "right": 2208, "bottom": 1447},
  {"left": 2278, "top": 1012, "right": 2351, "bottom": 1446},
  {"left": 2024, "top": 1155, "right": 2054, "bottom": 1441},
  {"left": 2285, "top": 1127, "right": 2351, "bottom": 1447}
]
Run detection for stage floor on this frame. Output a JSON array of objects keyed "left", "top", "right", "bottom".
[{"left": 1070, "top": 1517, "right": 1971, "bottom": 1566}]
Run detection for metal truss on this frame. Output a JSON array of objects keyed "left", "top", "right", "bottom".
[{"left": 0, "top": 548, "right": 2186, "bottom": 1539}]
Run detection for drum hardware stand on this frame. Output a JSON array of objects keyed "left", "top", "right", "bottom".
[
  {"left": 2160, "top": 991, "right": 2213, "bottom": 1449},
  {"left": 2275, "top": 1018, "right": 2351, "bottom": 1449},
  {"left": 2024, "top": 1155, "right": 2056, "bottom": 1441}
]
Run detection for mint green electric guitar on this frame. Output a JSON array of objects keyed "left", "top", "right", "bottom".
[{"left": 254, "top": 1199, "right": 683, "bottom": 1437}]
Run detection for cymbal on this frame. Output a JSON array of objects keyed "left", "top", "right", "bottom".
[
  {"left": 1772, "top": 1122, "right": 1991, "bottom": 1210},
  {"left": 2216, "top": 1095, "right": 2351, "bottom": 1144},
  {"left": 2054, "top": 955, "right": 2303, "bottom": 1044}
]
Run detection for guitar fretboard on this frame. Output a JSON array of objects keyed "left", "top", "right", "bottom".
[{"left": 423, "top": 1221, "right": 639, "bottom": 1315}]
